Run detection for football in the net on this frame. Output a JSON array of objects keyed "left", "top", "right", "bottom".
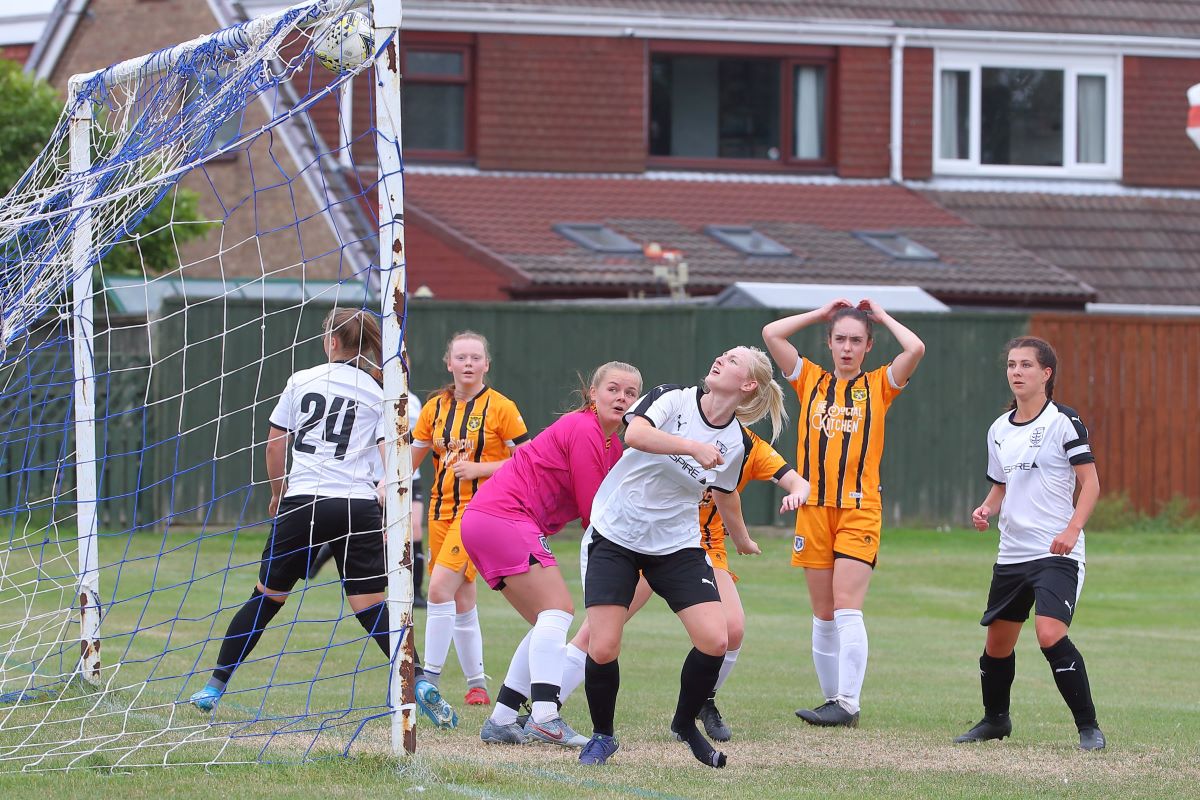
[{"left": 314, "top": 11, "right": 373, "bottom": 72}]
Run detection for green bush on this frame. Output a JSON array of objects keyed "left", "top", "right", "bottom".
[
  {"left": 1089, "top": 492, "right": 1200, "bottom": 533},
  {"left": 1, "top": 58, "right": 213, "bottom": 278},
  {"left": 1088, "top": 493, "right": 1141, "bottom": 532}
]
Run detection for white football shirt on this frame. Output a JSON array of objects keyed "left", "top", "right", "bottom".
[
  {"left": 985, "top": 400, "right": 1095, "bottom": 564},
  {"left": 589, "top": 385, "right": 745, "bottom": 556},
  {"left": 269, "top": 362, "right": 386, "bottom": 500}
]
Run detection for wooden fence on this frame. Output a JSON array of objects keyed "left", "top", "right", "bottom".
[{"left": 1032, "top": 313, "right": 1200, "bottom": 513}]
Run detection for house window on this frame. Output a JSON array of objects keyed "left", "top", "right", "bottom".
[
  {"left": 705, "top": 226, "right": 792, "bottom": 257},
  {"left": 649, "top": 50, "right": 831, "bottom": 166},
  {"left": 402, "top": 46, "right": 470, "bottom": 156},
  {"left": 934, "top": 52, "right": 1118, "bottom": 178},
  {"left": 553, "top": 224, "right": 641, "bottom": 254}
]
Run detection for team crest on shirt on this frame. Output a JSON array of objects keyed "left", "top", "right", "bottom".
[
  {"left": 793, "top": 535, "right": 805, "bottom": 552},
  {"left": 466, "top": 415, "right": 483, "bottom": 432},
  {"left": 716, "top": 441, "right": 729, "bottom": 456},
  {"left": 852, "top": 387, "right": 868, "bottom": 403},
  {"left": 1029, "top": 427, "right": 1045, "bottom": 447}
]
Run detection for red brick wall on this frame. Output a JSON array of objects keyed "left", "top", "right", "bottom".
[
  {"left": 405, "top": 220, "right": 511, "bottom": 301},
  {"left": 836, "top": 46, "right": 891, "bottom": 178},
  {"left": 1124, "top": 55, "right": 1200, "bottom": 187},
  {"left": 902, "top": 47, "right": 933, "bottom": 181},
  {"left": 1, "top": 44, "right": 33, "bottom": 65},
  {"left": 475, "top": 34, "right": 645, "bottom": 173}
]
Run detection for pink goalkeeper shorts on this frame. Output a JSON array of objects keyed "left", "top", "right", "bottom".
[{"left": 459, "top": 507, "right": 558, "bottom": 590}]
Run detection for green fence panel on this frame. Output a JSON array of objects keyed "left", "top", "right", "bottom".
[{"left": 403, "top": 303, "right": 1030, "bottom": 528}]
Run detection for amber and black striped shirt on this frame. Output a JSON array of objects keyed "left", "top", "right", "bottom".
[
  {"left": 412, "top": 386, "right": 529, "bottom": 521},
  {"left": 787, "top": 358, "right": 904, "bottom": 510}
]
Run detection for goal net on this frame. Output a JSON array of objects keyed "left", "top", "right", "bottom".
[{"left": 0, "top": 0, "right": 417, "bottom": 770}]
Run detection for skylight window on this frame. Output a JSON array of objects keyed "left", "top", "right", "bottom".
[
  {"left": 553, "top": 223, "right": 642, "bottom": 254},
  {"left": 705, "top": 225, "right": 792, "bottom": 257},
  {"left": 853, "top": 231, "right": 938, "bottom": 261}
]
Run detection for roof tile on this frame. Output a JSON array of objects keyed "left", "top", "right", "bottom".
[
  {"left": 926, "top": 190, "right": 1200, "bottom": 305},
  {"left": 406, "top": 172, "right": 1092, "bottom": 304}
]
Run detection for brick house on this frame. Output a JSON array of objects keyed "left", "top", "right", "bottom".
[
  {"left": 22, "top": 1, "right": 1200, "bottom": 308},
  {"left": 0, "top": 4, "right": 51, "bottom": 64},
  {"left": 351, "top": 0, "right": 1200, "bottom": 308}
]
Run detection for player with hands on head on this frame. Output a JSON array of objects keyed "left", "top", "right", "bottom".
[
  {"left": 189, "top": 309, "right": 407, "bottom": 714},
  {"left": 762, "top": 297, "right": 925, "bottom": 728},
  {"left": 462, "top": 361, "right": 642, "bottom": 748},
  {"left": 411, "top": 331, "right": 530, "bottom": 713},
  {"left": 577, "top": 346, "right": 787, "bottom": 769},
  {"left": 956, "top": 336, "right": 1105, "bottom": 751}
]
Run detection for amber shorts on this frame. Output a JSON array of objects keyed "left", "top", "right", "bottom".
[
  {"left": 790, "top": 505, "right": 882, "bottom": 569},
  {"left": 428, "top": 516, "right": 477, "bottom": 582},
  {"left": 703, "top": 538, "right": 739, "bottom": 582}
]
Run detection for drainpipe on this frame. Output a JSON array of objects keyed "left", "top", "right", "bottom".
[{"left": 890, "top": 33, "right": 905, "bottom": 183}]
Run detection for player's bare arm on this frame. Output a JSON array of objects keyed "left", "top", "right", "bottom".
[
  {"left": 761, "top": 298, "right": 852, "bottom": 376},
  {"left": 857, "top": 299, "right": 926, "bottom": 387},
  {"left": 775, "top": 469, "right": 810, "bottom": 512},
  {"left": 624, "top": 416, "right": 724, "bottom": 469},
  {"left": 712, "top": 490, "right": 759, "bottom": 555},
  {"left": 265, "top": 424, "right": 289, "bottom": 516},
  {"left": 1051, "top": 462, "right": 1099, "bottom": 555},
  {"left": 972, "top": 483, "right": 1007, "bottom": 531}
]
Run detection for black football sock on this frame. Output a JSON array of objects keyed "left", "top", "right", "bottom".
[
  {"left": 413, "top": 541, "right": 425, "bottom": 596},
  {"left": 496, "top": 685, "right": 529, "bottom": 715},
  {"left": 980, "top": 651, "right": 1016, "bottom": 719},
  {"left": 585, "top": 656, "right": 619, "bottom": 737},
  {"left": 673, "top": 648, "right": 727, "bottom": 768},
  {"left": 353, "top": 600, "right": 391, "bottom": 658},
  {"left": 211, "top": 587, "right": 284, "bottom": 687},
  {"left": 673, "top": 648, "right": 724, "bottom": 728},
  {"left": 1041, "top": 636, "right": 1098, "bottom": 729}
]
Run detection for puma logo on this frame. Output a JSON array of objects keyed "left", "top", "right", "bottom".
[
  {"left": 1064, "top": 600, "right": 1073, "bottom": 613},
  {"left": 1055, "top": 661, "right": 1077, "bottom": 673},
  {"left": 701, "top": 578, "right": 715, "bottom": 588}
]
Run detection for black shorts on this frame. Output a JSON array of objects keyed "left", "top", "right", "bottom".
[
  {"left": 260, "top": 495, "right": 386, "bottom": 595},
  {"left": 980, "top": 557, "right": 1085, "bottom": 627},
  {"left": 411, "top": 476, "right": 425, "bottom": 505},
  {"left": 582, "top": 529, "right": 720, "bottom": 614}
]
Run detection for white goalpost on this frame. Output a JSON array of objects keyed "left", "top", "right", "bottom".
[{"left": 0, "top": 0, "right": 417, "bottom": 769}]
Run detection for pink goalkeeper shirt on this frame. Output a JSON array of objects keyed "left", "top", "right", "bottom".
[{"left": 467, "top": 409, "right": 622, "bottom": 535}]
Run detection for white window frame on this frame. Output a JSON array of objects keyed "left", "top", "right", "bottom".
[{"left": 933, "top": 50, "right": 1122, "bottom": 179}]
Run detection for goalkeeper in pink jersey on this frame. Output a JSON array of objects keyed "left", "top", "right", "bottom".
[{"left": 460, "top": 361, "right": 642, "bottom": 748}]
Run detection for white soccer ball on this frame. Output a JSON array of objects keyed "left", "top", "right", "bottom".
[{"left": 314, "top": 11, "right": 373, "bottom": 73}]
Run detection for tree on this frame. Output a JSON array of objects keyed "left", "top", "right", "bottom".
[
  {"left": 0, "top": 58, "right": 212, "bottom": 277},
  {"left": 0, "top": 58, "right": 62, "bottom": 194}
]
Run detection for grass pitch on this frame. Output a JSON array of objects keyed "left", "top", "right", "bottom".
[{"left": 0, "top": 526, "right": 1196, "bottom": 799}]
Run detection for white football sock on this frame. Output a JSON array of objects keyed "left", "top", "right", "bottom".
[
  {"left": 529, "top": 609, "right": 573, "bottom": 723},
  {"left": 711, "top": 647, "right": 740, "bottom": 696},
  {"left": 490, "top": 630, "right": 533, "bottom": 726},
  {"left": 834, "top": 608, "right": 868, "bottom": 714},
  {"left": 423, "top": 600, "right": 456, "bottom": 687},
  {"left": 558, "top": 643, "right": 587, "bottom": 704},
  {"left": 812, "top": 615, "right": 839, "bottom": 701},
  {"left": 454, "top": 606, "right": 486, "bottom": 688}
]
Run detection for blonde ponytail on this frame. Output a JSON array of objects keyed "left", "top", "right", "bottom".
[{"left": 735, "top": 347, "right": 789, "bottom": 442}]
